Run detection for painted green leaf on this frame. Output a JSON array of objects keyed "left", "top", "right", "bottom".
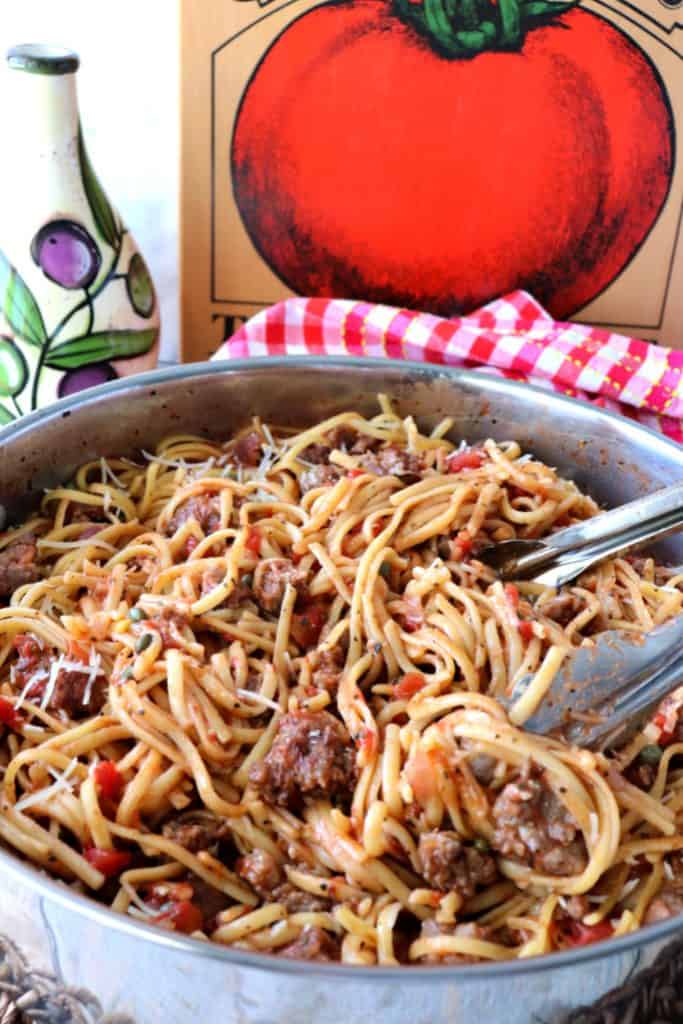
[
  {"left": 126, "top": 252, "right": 156, "bottom": 318},
  {"left": 0, "top": 251, "right": 47, "bottom": 347},
  {"left": 0, "top": 405, "right": 14, "bottom": 425},
  {"left": 78, "top": 126, "right": 119, "bottom": 248},
  {"left": 520, "top": 0, "right": 574, "bottom": 16},
  {"left": 0, "top": 336, "right": 28, "bottom": 397},
  {"left": 45, "top": 328, "right": 157, "bottom": 370}
]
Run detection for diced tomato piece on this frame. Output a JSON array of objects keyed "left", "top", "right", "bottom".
[
  {"left": 342, "top": 523, "right": 362, "bottom": 556},
  {"left": 405, "top": 746, "right": 440, "bottom": 804},
  {"left": 518, "top": 621, "right": 535, "bottom": 642},
  {"left": 93, "top": 760, "right": 125, "bottom": 802},
  {"left": 394, "top": 672, "right": 426, "bottom": 699},
  {"left": 144, "top": 881, "right": 194, "bottom": 908},
  {"left": 153, "top": 899, "right": 204, "bottom": 934},
  {"left": 357, "top": 729, "right": 378, "bottom": 759},
  {"left": 0, "top": 696, "right": 23, "bottom": 731},
  {"left": 185, "top": 535, "right": 199, "bottom": 555},
  {"left": 67, "top": 638, "right": 89, "bottom": 664},
  {"left": 84, "top": 847, "right": 132, "bottom": 877},
  {"left": 504, "top": 583, "right": 520, "bottom": 608},
  {"left": 653, "top": 710, "right": 675, "bottom": 746},
  {"left": 400, "top": 595, "right": 424, "bottom": 633},
  {"left": 371, "top": 519, "right": 385, "bottom": 537},
  {"left": 347, "top": 468, "right": 365, "bottom": 478},
  {"left": 455, "top": 530, "right": 472, "bottom": 555},
  {"left": 447, "top": 449, "right": 484, "bottom": 473},
  {"left": 245, "top": 525, "right": 261, "bottom": 554},
  {"left": 566, "top": 920, "right": 614, "bottom": 947},
  {"left": 13, "top": 634, "right": 42, "bottom": 663},
  {"left": 290, "top": 603, "right": 326, "bottom": 648}
]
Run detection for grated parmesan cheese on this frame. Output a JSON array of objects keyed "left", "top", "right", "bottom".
[
  {"left": 255, "top": 424, "right": 285, "bottom": 480},
  {"left": 12, "top": 667, "right": 49, "bottom": 707},
  {"left": 43, "top": 656, "right": 81, "bottom": 709},
  {"left": 621, "top": 877, "right": 640, "bottom": 898},
  {"left": 12, "top": 649, "right": 106, "bottom": 712},
  {"left": 261, "top": 423, "right": 278, "bottom": 452},
  {"left": 122, "top": 880, "right": 156, "bottom": 916},
  {"left": 81, "top": 647, "right": 104, "bottom": 706},
  {"left": 15, "top": 757, "right": 78, "bottom": 812},
  {"left": 235, "top": 688, "right": 281, "bottom": 713},
  {"left": 251, "top": 489, "right": 273, "bottom": 504},
  {"left": 664, "top": 859, "right": 674, "bottom": 881},
  {"left": 100, "top": 457, "right": 126, "bottom": 491},
  {"left": 142, "top": 450, "right": 189, "bottom": 472}
]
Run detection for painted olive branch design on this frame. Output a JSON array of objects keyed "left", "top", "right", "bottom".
[{"left": 0, "top": 126, "right": 157, "bottom": 420}]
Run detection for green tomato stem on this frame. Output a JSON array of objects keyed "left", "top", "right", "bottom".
[
  {"left": 392, "top": 0, "right": 576, "bottom": 57},
  {"left": 459, "top": 0, "right": 478, "bottom": 31},
  {"left": 498, "top": 0, "right": 521, "bottom": 46}
]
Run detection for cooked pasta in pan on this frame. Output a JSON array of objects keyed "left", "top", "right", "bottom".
[{"left": 0, "top": 397, "right": 682, "bottom": 964}]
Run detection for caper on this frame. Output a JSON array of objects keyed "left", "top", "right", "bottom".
[
  {"left": 379, "top": 561, "right": 391, "bottom": 579},
  {"left": 135, "top": 633, "right": 153, "bottom": 654},
  {"left": 639, "top": 744, "right": 663, "bottom": 765},
  {"left": 473, "top": 837, "right": 490, "bottom": 852},
  {"left": 437, "top": 538, "right": 451, "bottom": 560}
]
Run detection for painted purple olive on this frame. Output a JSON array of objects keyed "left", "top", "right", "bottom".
[
  {"left": 31, "top": 219, "right": 101, "bottom": 290},
  {"left": 58, "top": 362, "right": 117, "bottom": 398}
]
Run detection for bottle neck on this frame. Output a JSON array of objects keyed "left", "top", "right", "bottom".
[{"left": 6, "top": 69, "right": 80, "bottom": 155}]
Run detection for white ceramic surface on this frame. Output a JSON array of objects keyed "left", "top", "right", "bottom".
[{"left": 0, "top": 45, "right": 161, "bottom": 418}]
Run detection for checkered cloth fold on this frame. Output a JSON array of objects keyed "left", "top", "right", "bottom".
[{"left": 214, "top": 291, "right": 683, "bottom": 443}]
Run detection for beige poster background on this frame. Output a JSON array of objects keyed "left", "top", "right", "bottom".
[{"left": 181, "top": 0, "right": 683, "bottom": 361}]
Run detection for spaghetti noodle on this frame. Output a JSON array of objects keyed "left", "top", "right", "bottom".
[{"left": 0, "top": 397, "right": 682, "bottom": 964}]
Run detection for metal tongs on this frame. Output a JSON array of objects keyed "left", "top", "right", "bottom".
[{"left": 477, "top": 481, "right": 683, "bottom": 750}]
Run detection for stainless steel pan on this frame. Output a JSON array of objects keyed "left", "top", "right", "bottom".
[{"left": 1, "top": 357, "right": 682, "bottom": 1024}]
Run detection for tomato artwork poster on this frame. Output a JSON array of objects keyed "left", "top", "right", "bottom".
[{"left": 180, "top": 0, "right": 683, "bottom": 359}]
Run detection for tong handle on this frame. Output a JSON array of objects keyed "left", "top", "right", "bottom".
[
  {"left": 534, "top": 506, "right": 683, "bottom": 588},
  {"left": 547, "top": 479, "right": 683, "bottom": 555},
  {"left": 513, "top": 480, "right": 683, "bottom": 579},
  {"left": 564, "top": 654, "right": 683, "bottom": 751}
]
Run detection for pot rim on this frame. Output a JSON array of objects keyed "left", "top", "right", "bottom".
[{"left": 2, "top": 354, "right": 682, "bottom": 981}]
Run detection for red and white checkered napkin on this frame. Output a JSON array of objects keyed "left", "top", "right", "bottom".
[{"left": 212, "top": 291, "right": 683, "bottom": 443}]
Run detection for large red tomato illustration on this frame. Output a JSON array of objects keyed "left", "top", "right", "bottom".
[{"left": 231, "top": 0, "right": 674, "bottom": 318}]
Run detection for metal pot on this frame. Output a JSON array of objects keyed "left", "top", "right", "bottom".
[{"left": 1, "top": 357, "right": 682, "bottom": 1024}]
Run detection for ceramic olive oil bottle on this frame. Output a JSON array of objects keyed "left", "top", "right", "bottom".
[{"left": 0, "top": 44, "right": 159, "bottom": 419}]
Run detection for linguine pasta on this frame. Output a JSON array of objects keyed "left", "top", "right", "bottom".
[{"left": 0, "top": 397, "right": 682, "bottom": 964}]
